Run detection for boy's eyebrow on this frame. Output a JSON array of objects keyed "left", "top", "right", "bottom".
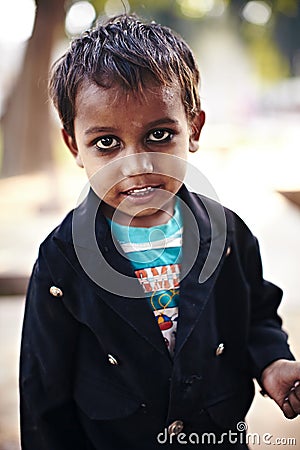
[
  {"left": 84, "top": 126, "right": 118, "bottom": 136},
  {"left": 147, "top": 118, "right": 180, "bottom": 128},
  {"left": 84, "top": 119, "right": 180, "bottom": 136}
]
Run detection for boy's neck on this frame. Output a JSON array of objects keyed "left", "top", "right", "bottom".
[{"left": 101, "top": 197, "right": 176, "bottom": 228}]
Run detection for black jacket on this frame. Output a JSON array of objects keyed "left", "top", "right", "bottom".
[{"left": 19, "top": 186, "right": 294, "bottom": 449}]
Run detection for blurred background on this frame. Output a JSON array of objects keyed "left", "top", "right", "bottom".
[{"left": 0, "top": 0, "right": 300, "bottom": 448}]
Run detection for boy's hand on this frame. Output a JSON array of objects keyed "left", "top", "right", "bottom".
[{"left": 261, "top": 359, "right": 300, "bottom": 419}]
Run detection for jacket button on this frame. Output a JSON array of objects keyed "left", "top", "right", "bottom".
[
  {"left": 107, "top": 354, "right": 119, "bottom": 366},
  {"left": 182, "top": 374, "right": 202, "bottom": 385},
  {"left": 215, "top": 343, "right": 225, "bottom": 356},
  {"left": 168, "top": 420, "right": 184, "bottom": 436},
  {"left": 226, "top": 246, "right": 231, "bottom": 256},
  {"left": 49, "top": 286, "right": 63, "bottom": 297}
]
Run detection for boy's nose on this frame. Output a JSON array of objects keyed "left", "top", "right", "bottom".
[{"left": 121, "top": 151, "right": 154, "bottom": 177}]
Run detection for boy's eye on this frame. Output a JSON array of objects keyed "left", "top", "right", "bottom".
[
  {"left": 147, "top": 129, "right": 172, "bottom": 142},
  {"left": 95, "top": 136, "right": 119, "bottom": 150}
]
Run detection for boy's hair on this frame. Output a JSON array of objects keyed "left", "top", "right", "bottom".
[{"left": 49, "top": 14, "right": 201, "bottom": 138}]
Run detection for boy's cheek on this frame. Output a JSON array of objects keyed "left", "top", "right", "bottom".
[
  {"left": 159, "top": 156, "right": 187, "bottom": 183},
  {"left": 85, "top": 164, "right": 120, "bottom": 196},
  {"left": 82, "top": 158, "right": 123, "bottom": 198}
]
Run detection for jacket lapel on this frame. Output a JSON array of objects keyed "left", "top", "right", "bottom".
[
  {"left": 174, "top": 188, "right": 233, "bottom": 357},
  {"left": 54, "top": 189, "right": 170, "bottom": 358}
]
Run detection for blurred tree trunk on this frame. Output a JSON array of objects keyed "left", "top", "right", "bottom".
[{"left": 1, "top": 0, "right": 65, "bottom": 177}]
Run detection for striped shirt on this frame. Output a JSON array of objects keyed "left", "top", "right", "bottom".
[{"left": 108, "top": 200, "right": 182, "bottom": 356}]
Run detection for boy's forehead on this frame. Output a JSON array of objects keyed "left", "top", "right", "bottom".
[
  {"left": 73, "top": 78, "right": 189, "bottom": 135},
  {"left": 75, "top": 78, "right": 182, "bottom": 110}
]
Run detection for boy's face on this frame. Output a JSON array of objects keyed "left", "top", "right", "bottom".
[{"left": 63, "top": 79, "right": 205, "bottom": 227}]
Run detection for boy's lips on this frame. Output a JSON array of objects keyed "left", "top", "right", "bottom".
[
  {"left": 123, "top": 184, "right": 162, "bottom": 196},
  {"left": 120, "top": 184, "right": 164, "bottom": 204}
]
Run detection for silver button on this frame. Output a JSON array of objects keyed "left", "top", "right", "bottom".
[
  {"left": 49, "top": 286, "right": 63, "bottom": 297},
  {"left": 226, "top": 246, "right": 231, "bottom": 256},
  {"left": 108, "top": 354, "right": 119, "bottom": 366},
  {"left": 216, "top": 343, "right": 225, "bottom": 356},
  {"left": 168, "top": 420, "right": 184, "bottom": 436}
]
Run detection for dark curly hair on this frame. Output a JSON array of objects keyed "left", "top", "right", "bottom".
[{"left": 49, "top": 14, "right": 201, "bottom": 138}]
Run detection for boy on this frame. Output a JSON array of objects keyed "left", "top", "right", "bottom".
[{"left": 20, "top": 14, "right": 300, "bottom": 450}]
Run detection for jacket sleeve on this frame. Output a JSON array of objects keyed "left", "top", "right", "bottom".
[
  {"left": 244, "top": 234, "right": 295, "bottom": 381},
  {"left": 19, "top": 244, "right": 92, "bottom": 450}
]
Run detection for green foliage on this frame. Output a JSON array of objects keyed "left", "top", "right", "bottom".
[
  {"left": 68, "top": 0, "right": 299, "bottom": 81},
  {"left": 275, "top": 0, "right": 298, "bottom": 17}
]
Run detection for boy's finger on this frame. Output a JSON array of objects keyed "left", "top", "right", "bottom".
[
  {"left": 293, "top": 382, "right": 300, "bottom": 400},
  {"left": 282, "top": 399, "right": 298, "bottom": 419},
  {"left": 288, "top": 390, "right": 300, "bottom": 415}
]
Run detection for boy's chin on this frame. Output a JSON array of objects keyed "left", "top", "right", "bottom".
[
  {"left": 112, "top": 207, "right": 175, "bottom": 227},
  {"left": 103, "top": 199, "right": 176, "bottom": 227}
]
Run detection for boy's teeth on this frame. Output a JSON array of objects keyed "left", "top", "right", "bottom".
[
  {"left": 127, "top": 186, "right": 154, "bottom": 196},
  {"left": 132, "top": 187, "right": 152, "bottom": 193}
]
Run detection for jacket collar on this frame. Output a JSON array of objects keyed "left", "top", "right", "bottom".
[{"left": 53, "top": 185, "right": 233, "bottom": 359}]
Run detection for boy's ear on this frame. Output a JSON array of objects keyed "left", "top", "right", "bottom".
[
  {"left": 61, "top": 129, "right": 84, "bottom": 168},
  {"left": 189, "top": 110, "right": 205, "bottom": 153}
]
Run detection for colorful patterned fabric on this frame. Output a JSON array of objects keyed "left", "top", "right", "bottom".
[{"left": 108, "top": 200, "right": 182, "bottom": 355}]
